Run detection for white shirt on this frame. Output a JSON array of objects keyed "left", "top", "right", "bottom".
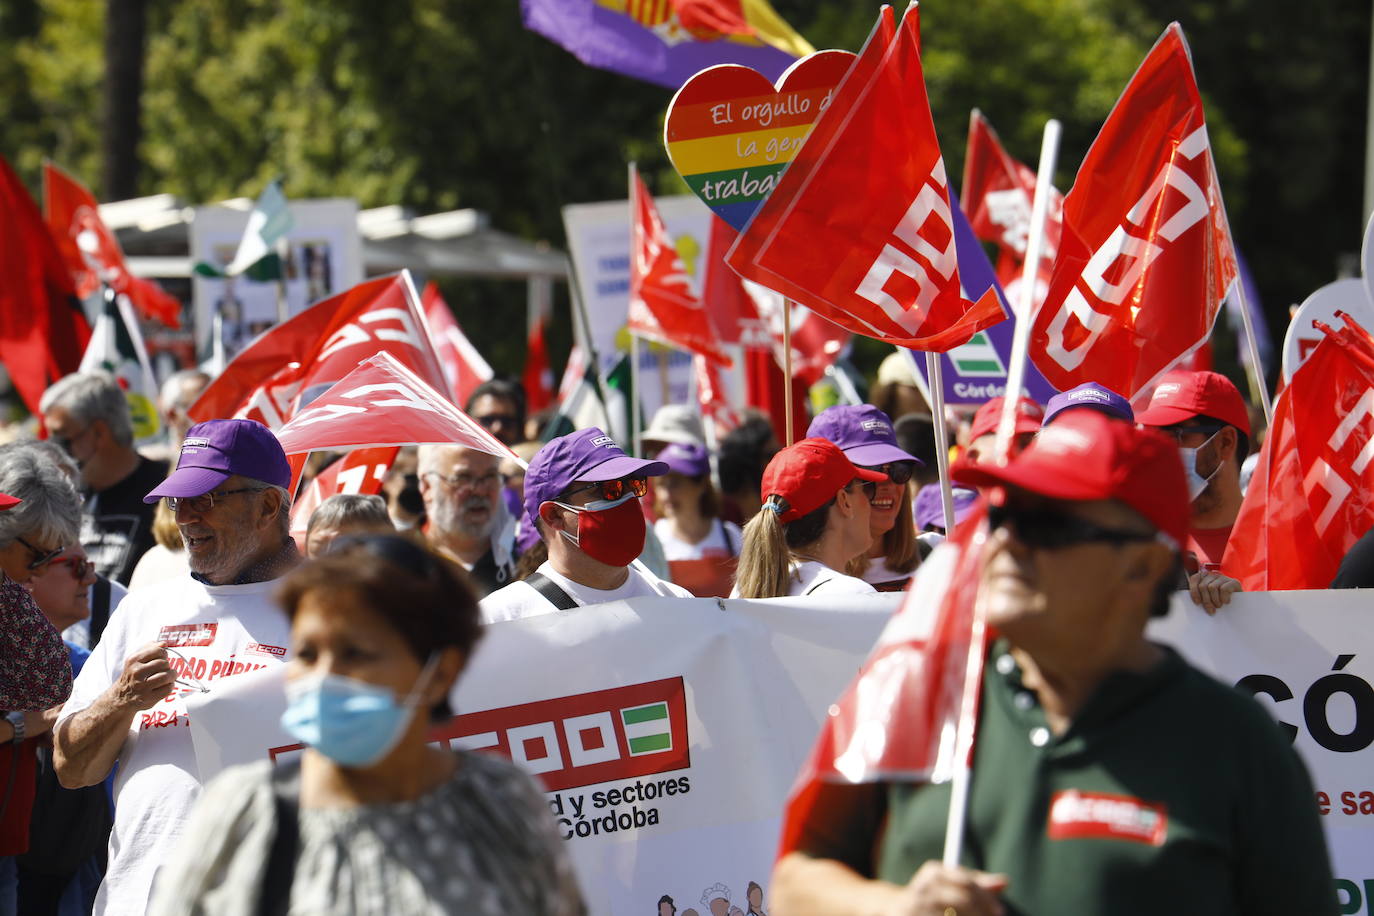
[
  {"left": 860, "top": 556, "right": 914, "bottom": 590},
  {"left": 653, "top": 518, "right": 741, "bottom": 561},
  {"left": 57, "top": 575, "right": 292, "bottom": 916},
  {"left": 728, "top": 559, "right": 878, "bottom": 599},
  {"left": 480, "top": 561, "right": 692, "bottom": 624}
]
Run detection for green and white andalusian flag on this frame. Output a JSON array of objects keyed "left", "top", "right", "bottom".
[
  {"left": 192, "top": 179, "right": 295, "bottom": 279},
  {"left": 79, "top": 291, "right": 162, "bottom": 445}
]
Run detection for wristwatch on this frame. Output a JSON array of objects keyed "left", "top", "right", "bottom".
[{"left": 4, "top": 711, "right": 23, "bottom": 744}]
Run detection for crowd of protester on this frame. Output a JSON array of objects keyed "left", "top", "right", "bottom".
[{"left": 0, "top": 355, "right": 1348, "bottom": 916}]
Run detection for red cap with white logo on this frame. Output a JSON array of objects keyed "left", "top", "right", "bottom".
[
  {"left": 953, "top": 410, "right": 1189, "bottom": 548},
  {"left": 1136, "top": 370, "right": 1250, "bottom": 435}
]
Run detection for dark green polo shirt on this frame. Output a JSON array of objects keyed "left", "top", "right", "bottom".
[{"left": 797, "top": 640, "right": 1338, "bottom": 915}]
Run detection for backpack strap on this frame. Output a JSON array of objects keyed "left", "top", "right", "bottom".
[
  {"left": 524, "top": 572, "right": 581, "bottom": 611},
  {"left": 259, "top": 759, "right": 303, "bottom": 916},
  {"left": 89, "top": 575, "right": 112, "bottom": 647}
]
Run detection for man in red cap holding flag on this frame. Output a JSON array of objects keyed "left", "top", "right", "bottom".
[{"left": 772, "top": 411, "right": 1335, "bottom": 915}]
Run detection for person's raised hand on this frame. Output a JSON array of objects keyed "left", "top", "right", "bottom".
[
  {"left": 1188, "top": 569, "right": 1242, "bottom": 615},
  {"left": 113, "top": 643, "right": 176, "bottom": 711},
  {"left": 890, "top": 861, "right": 1008, "bottom": 916}
]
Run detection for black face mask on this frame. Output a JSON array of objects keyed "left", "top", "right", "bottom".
[{"left": 397, "top": 473, "right": 425, "bottom": 515}]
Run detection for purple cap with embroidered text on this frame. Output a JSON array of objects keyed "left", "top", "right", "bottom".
[
  {"left": 914, "top": 484, "right": 978, "bottom": 532},
  {"left": 523, "top": 427, "right": 668, "bottom": 525},
  {"left": 806, "top": 404, "right": 922, "bottom": 468},
  {"left": 1043, "top": 382, "right": 1133, "bottom": 426},
  {"left": 144, "top": 418, "right": 292, "bottom": 503}
]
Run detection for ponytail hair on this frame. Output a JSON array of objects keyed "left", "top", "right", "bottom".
[{"left": 733, "top": 495, "right": 836, "bottom": 599}]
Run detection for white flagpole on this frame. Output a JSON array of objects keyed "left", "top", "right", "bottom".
[
  {"left": 1232, "top": 277, "right": 1273, "bottom": 423},
  {"left": 994, "top": 119, "right": 1061, "bottom": 463},
  {"left": 924, "top": 352, "right": 957, "bottom": 533},
  {"left": 782, "top": 298, "right": 796, "bottom": 446},
  {"left": 942, "top": 582, "right": 991, "bottom": 867},
  {"left": 631, "top": 332, "right": 643, "bottom": 457}
]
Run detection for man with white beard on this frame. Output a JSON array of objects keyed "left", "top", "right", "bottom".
[{"left": 418, "top": 444, "right": 517, "bottom": 596}]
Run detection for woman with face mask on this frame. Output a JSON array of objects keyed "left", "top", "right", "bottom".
[
  {"left": 808, "top": 406, "right": 925, "bottom": 592},
  {"left": 650, "top": 443, "right": 741, "bottom": 598},
  {"left": 731, "top": 439, "right": 886, "bottom": 599},
  {"left": 149, "top": 536, "right": 585, "bottom": 916}
]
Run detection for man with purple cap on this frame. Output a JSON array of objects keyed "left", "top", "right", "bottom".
[
  {"left": 53, "top": 419, "right": 298, "bottom": 915},
  {"left": 1042, "top": 381, "right": 1133, "bottom": 426},
  {"left": 481, "top": 428, "right": 691, "bottom": 623}
]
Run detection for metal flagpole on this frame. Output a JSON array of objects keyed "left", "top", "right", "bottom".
[
  {"left": 631, "top": 333, "right": 643, "bottom": 456},
  {"left": 925, "top": 352, "right": 957, "bottom": 534},
  {"left": 994, "top": 119, "right": 1061, "bottom": 464}
]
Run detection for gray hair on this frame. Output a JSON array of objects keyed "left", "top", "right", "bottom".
[
  {"left": 0, "top": 445, "right": 83, "bottom": 548},
  {"left": 39, "top": 372, "right": 134, "bottom": 448},
  {"left": 242, "top": 477, "right": 292, "bottom": 534},
  {"left": 159, "top": 368, "right": 212, "bottom": 413},
  {"left": 306, "top": 494, "right": 393, "bottom": 539},
  {"left": 5, "top": 440, "right": 80, "bottom": 485}
]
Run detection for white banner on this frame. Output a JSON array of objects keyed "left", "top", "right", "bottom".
[{"left": 187, "top": 588, "right": 1369, "bottom": 913}]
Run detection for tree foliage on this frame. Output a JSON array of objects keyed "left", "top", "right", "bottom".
[{"left": 0, "top": 0, "right": 1368, "bottom": 379}]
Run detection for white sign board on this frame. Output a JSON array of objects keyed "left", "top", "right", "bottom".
[{"left": 1282, "top": 279, "right": 1374, "bottom": 382}]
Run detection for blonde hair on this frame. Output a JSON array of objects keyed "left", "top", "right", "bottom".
[
  {"left": 732, "top": 496, "right": 836, "bottom": 599},
  {"left": 846, "top": 484, "right": 919, "bottom": 578},
  {"left": 152, "top": 499, "right": 182, "bottom": 551}
]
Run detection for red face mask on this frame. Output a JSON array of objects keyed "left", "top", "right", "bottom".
[{"left": 556, "top": 496, "right": 646, "bottom": 567}]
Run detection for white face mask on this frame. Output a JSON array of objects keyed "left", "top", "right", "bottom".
[{"left": 1178, "top": 429, "right": 1222, "bottom": 502}]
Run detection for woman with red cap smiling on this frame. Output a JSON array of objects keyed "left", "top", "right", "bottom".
[
  {"left": 731, "top": 439, "right": 886, "bottom": 599},
  {"left": 808, "top": 406, "right": 923, "bottom": 592}
]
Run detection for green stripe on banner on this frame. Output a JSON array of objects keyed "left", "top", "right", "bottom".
[
  {"left": 683, "top": 163, "right": 787, "bottom": 207},
  {"left": 628, "top": 733, "right": 673, "bottom": 754},
  {"left": 956, "top": 359, "right": 1002, "bottom": 373},
  {"left": 622, "top": 703, "right": 668, "bottom": 725}
]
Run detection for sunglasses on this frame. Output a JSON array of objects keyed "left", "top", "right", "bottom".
[
  {"left": 562, "top": 476, "right": 649, "bottom": 504},
  {"left": 166, "top": 487, "right": 267, "bottom": 515},
  {"left": 848, "top": 479, "right": 879, "bottom": 501},
  {"left": 16, "top": 536, "right": 65, "bottom": 571},
  {"left": 987, "top": 504, "right": 1156, "bottom": 550},
  {"left": 44, "top": 555, "right": 93, "bottom": 580},
  {"left": 473, "top": 413, "right": 520, "bottom": 429},
  {"left": 863, "top": 461, "right": 916, "bottom": 486}
]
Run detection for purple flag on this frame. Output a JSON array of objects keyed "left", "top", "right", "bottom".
[{"left": 521, "top": 0, "right": 805, "bottom": 89}]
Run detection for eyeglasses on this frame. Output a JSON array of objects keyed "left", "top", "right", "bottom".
[
  {"left": 165, "top": 647, "right": 210, "bottom": 695},
  {"left": 562, "top": 476, "right": 649, "bottom": 503},
  {"left": 16, "top": 536, "right": 65, "bottom": 571},
  {"left": 43, "top": 555, "right": 93, "bottom": 580},
  {"left": 166, "top": 487, "right": 267, "bottom": 515},
  {"left": 473, "top": 413, "right": 520, "bottom": 429},
  {"left": 50, "top": 425, "right": 91, "bottom": 456},
  {"left": 426, "top": 470, "right": 501, "bottom": 491},
  {"left": 848, "top": 479, "right": 879, "bottom": 501},
  {"left": 987, "top": 503, "right": 1156, "bottom": 550},
  {"left": 1156, "top": 423, "right": 1225, "bottom": 443},
  {"left": 862, "top": 461, "right": 916, "bottom": 486}
]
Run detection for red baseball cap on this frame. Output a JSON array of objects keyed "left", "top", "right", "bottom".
[
  {"left": 969, "top": 396, "right": 1045, "bottom": 443},
  {"left": 1136, "top": 370, "right": 1251, "bottom": 435},
  {"left": 953, "top": 410, "right": 1189, "bottom": 548},
  {"left": 0, "top": 493, "right": 18, "bottom": 511},
  {"left": 761, "top": 438, "right": 886, "bottom": 523}
]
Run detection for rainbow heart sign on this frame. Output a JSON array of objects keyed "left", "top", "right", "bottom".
[{"left": 664, "top": 50, "right": 856, "bottom": 231}]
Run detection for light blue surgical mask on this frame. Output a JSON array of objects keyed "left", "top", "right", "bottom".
[
  {"left": 280, "top": 655, "right": 439, "bottom": 768},
  {"left": 1178, "top": 429, "right": 1222, "bottom": 502}
]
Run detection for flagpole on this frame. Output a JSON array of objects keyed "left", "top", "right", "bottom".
[
  {"left": 942, "top": 582, "right": 990, "bottom": 868},
  {"left": 631, "top": 332, "right": 643, "bottom": 456},
  {"left": 994, "top": 118, "right": 1061, "bottom": 464},
  {"left": 1233, "top": 277, "right": 1273, "bottom": 423},
  {"left": 924, "top": 351, "right": 958, "bottom": 534},
  {"left": 783, "top": 298, "right": 795, "bottom": 446}
]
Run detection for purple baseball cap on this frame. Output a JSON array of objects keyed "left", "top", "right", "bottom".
[
  {"left": 144, "top": 419, "right": 292, "bottom": 503},
  {"left": 656, "top": 442, "right": 710, "bottom": 478},
  {"left": 806, "top": 404, "right": 922, "bottom": 468},
  {"left": 1043, "top": 382, "right": 1133, "bottom": 426},
  {"left": 523, "top": 427, "right": 668, "bottom": 524},
  {"left": 914, "top": 483, "right": 978, "bottom": 532}
]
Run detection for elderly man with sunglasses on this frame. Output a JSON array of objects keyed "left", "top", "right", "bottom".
[
  {"left": 417, "top": 444, "right": 517, "bottom": 597},
  {"left": 482, "top": 427, "right": 692, "bottom": 623},
  {"left": 772, "top": 411, "right": 1336, "bottom": 916},
  {"left": 53, "top": 419, "right": 298, "bottom": 916}
]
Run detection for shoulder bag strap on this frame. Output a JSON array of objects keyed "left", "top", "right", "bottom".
[
  {"left": 90, "top": 575, "right": 112, "bottom": 646},
  {"left": 259, "top": 759, "right": 303, "bottom": 916},
  {"left": 524, "top": 572, "right": 581, "bottom": 611}
]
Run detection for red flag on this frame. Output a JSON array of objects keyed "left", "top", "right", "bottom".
[
  {"left": 523, "top": 314, "right": 555, "bottom": 414},
  {"left": 1222, "top": 314, "right": 1374, "bottom": 590},
  {"left": 0, "top": 155, "right": 91, "bottom": 413},
  {"left": 1028, "top": 24, "right": 1237, "bottom": 399},
  {"left": 43, "top": 162, "right": 182, "bottom": 329},
  {"left": 694, "top": 353, "right": 740, "bottom": 438},
  {"left": 420, "top": 282, "right": 492, "bottom": 405},
  {"left": 289, "top": 446, "right": 399, "bottom": 548},
  {"left": 727, "top": 6, "right": 1003, "bottom": 353},
  {"left": 779, "top": 511, "right": 989, "bottom": 855},
  {"left": 628, "top": 170, "right": 733, "bottom": 367},
  {"left": 190, "top": 274, "right": 450, "bottom": 428},
  {"left": 273, "top": 352, "right": 517, "bottom": 460},
  {"left": 960, "top": 110, "right": 1063, "bottom": 301}
]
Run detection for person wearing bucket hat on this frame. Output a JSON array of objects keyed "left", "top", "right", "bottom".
[
  {"left": 808, "top": 406, "right": 923, "bottom": 592},
  {"left": 776, "top": 410, "right": 1337, "bottom": 916},
  {"left": 650, "top": 442, "right": 741, "bottom": 598},
  {"left": 731, "top": 439, "right": 886, "bottom": 599},
  {"left": 52, "top": 419, "right": 299, "bottom": 914},
  {"left": 481, "top": 428, "right": 691, "bottom": 623}
]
